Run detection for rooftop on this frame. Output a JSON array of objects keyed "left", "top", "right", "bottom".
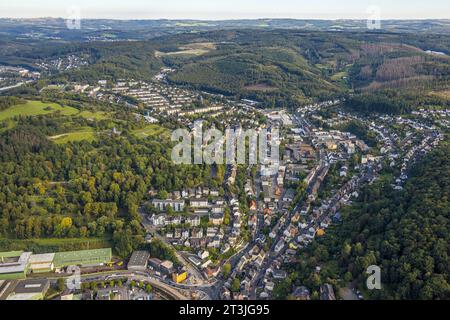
[
  {"left": 0, "top": 252, "right": 32, "bottom": 274},
  {"left": 29, "top": 253, "right": 55, "bottom": 264},
  {"left": 13, "top": 279, "right": 50, "bottom": 294},
  {"left": 53, "top": 248, "right": 112, "bottom": 267},
  {"left": 128, "top": 251, "right": 150, "bottom": 267}
]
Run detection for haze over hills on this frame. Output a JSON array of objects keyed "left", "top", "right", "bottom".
[{"left": 1, "top": 18, "right": 450, "bottom": 41}]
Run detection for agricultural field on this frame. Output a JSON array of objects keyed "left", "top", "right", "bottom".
[{"left": 0, "top": 100, "right": 79, "bottom": 121}]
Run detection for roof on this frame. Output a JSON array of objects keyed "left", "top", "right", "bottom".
[
  {"left": 0, "top": 252, "right": 31, "bottom": 274},
  {"left": 0, "top": 251, "right": 24, "bottom": 259},
  {"left": 29, "top": 253, "right": 55, "bottom": 264},
  {"left": 7, "top": 293, "right": 43, "bottom": 300},
  {"left": 210, "top": 212, "right": 224, "bottom": 219},
  {"left": 161, "top": 260, "right": 174, "bottom": 269},
  {"left": 152, "top": 199, "right": 184, "bottom": 204},
  {"left": 149, "top": 258, "right": 162, "bottom": 265},
  {"left": 128, "top": 251, "right": 150, "bottom": 267},
  {"left": 13, "top": 279, "right": 50, "bottom": 294},
  {"left": 316, "top": 229, "right": 326, "bottom": 236},
  {"left": 293, "top": 286, "right": 310, "bottom": 298},
  {"left": 53, "top": 248, "right": 112, "bottom": 267},
  {"left": 284, "top": 188, "right": 296, "bottom": 199}
]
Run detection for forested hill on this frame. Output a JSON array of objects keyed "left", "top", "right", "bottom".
[{"left": 282, "top": 142, "right": 450, "bottom": 300}]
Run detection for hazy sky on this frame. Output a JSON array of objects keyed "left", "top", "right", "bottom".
[{"left": 1, "top": 0, "right": 449, "bottom": 20}]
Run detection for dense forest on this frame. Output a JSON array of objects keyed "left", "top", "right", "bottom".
[
  {"left": 276, "top": 143, "right": 450, "bottom": 300},
  {"left": 344, "top": 90, "right": 450, "bottom": 115},
  {"left": 162, "top": 30, "right": 450, "bottom": 107},
  {"left": 3, "top": 29, "right": 450, "bottom": 109},
  {"left": 0, "top": 96, "right": 26, "bottom": 111},
  {"left": 0, "top": 115, "right": 222, "bottom": 257},
  {"left": 344, "top": 91, "right": 413, "bottom": 115}
]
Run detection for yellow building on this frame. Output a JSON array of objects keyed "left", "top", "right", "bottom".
[
  {"left": 172, "top": 271, "right": 187, "bottom": 283},
  {"left": 316, "top": 229, "right": 326, "bottom": 237},
  {"left": 326, "top": 141, "right": 338, "bottom": 150}
]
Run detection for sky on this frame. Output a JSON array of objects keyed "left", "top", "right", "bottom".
[{"left": 0, "top": 0, "right": 449, "bottom": 20}]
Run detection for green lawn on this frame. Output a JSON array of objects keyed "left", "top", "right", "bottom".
[
  {"left": 49, "top": 127, "right": 96, "bottom": 144},
  {"left": 132, "top": 124, "right": 169, "bottom": 139},
  {"left": 0, "top": 100, "right": 79, "bottom": 121}
]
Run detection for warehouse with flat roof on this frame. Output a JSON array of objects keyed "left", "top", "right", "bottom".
[
  {"left": 127, "top": 251, "right": 150, "bottom": 271},
  {"left": 6, "top": 279, "right": 50, "bottom": 300},
  {"left": 29, "top": 253, "right": 55, "bottom": 273},
  {"left": 0, "top": 251, "right": 31, "bottom": 280}
]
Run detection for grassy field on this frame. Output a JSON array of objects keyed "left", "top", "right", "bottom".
[
  {"left": 330, "top": 71, "right": 348, "bottom": 81},
  {"left": 0, "top": 237, "right": 112, "bottom": 254},
  {"left": 155, "top": 42, "right": 216, "bottom": 57},
  {"left": 0, "top": 100, "right": 79, "bottom": 121},
  {"left": 429, "top": 89, "right": 450, "bottom": 100},
  {"left": 244, "top": 83, "right": 278, "bottom": 92},
  {"left": 132, "top": 124, "right": 169, "bottom": 139},
  {"left": 49, "top": 127, "right": 96, "bottom": 144},
  {"left": 0, "top": 119, "right": 16, "bottom": 133},
  {"left": 76, "top": 110, "right": 111, "bottom": 120}
]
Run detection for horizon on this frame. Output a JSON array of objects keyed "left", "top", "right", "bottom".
[
  {"left": 1, "top": 0, "right": 449, "bottom": 20},
  {"left": 2, "top": 17, "right": 450, "bottom": 21}
]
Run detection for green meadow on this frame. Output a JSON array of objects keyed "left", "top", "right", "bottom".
[
  {"left": 132, "top": 124, "right": 169, "bottom": 139},
  {"left": 76, "top": 110, "right": 111, "bottom": 120},
  {"left": 0, "top": 100, "right": 79, "bottom": 121},
  {"left": 49, "top": 127, "right": 96, "bottom": 144}
]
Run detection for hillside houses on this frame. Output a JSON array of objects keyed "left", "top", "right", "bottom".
[{"left": 151, "top": 199, "right": 185, "bottom": 212}]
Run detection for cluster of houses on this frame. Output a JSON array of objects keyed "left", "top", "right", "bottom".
[
  {"left": 222, "top": 244, "right": 267, "bottom": 300},
  {"left": 310, "top": 129, "right": 369, "bottom": 158},
  {"left": 412, "top": 108, "right": 450, "bottom": 128},
  {"left": 265, "top": 110, "right": 293, "bottom": 126},
  {"left": 0, "top": 65, "right": 41, "bottom": 91},
  {"left": 147, "top": 187, "right": 245, "bottom": 251},
  {"left": 296, "top": 99, "right": 341, "bottom": 116},
  {"left": 112, "top": 80, "right": 197, "bottom": 113},
  {"left": 187, "top": 250, "right": 221, "bottom": 279},
  {"left": 35, "top": 54, "right": 88, "bottom": 72}
]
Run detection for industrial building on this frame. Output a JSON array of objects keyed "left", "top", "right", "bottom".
[
  {"left": 0, "top": 251, "right": 32, "bottom": 280},
  {"left": 172, "top": 270, "right": 188, "bottom": 283},
  {"left": 53, "top": 248, "right": 112, "bottom": 269},
  {"left": 29, "top": 253, "right": 55, "bottom": 273},
  {"left": 127, "top": 251, "right": 150, "bottom": 271},
  {"left": 6, "top": 279, "right": 50, "bottom": 300},
  {"left": 148, "top": 258, "right": 174, "bottom": 275},
  {"left": 1, "top": 248, "right": 112, "bottom": 280}
]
